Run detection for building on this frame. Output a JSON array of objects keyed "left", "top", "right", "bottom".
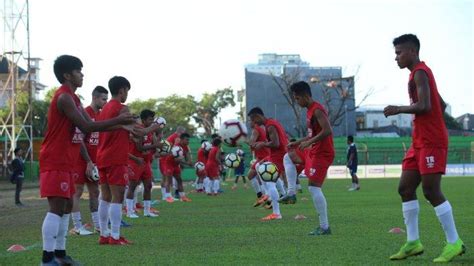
[
  {"left": 0, "top": 57, "right": 45, "bottom": 108},
  {"left": 245, "top": 53, "right": 356, "bottom": 137},
  {"left": 456, "top": 113, "right": 474, "bottom": 131},
  {"left": 356, "top": 106, "right": 412, "bottom": 129}
]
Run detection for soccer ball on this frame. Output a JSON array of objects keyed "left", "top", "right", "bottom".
[
  {"left": 156, "top": 140, "right": 172, "bottom": 156},
  {"left": 194, "top": 162, "right": 205, "bottom": 171},
  {"left": 171, "top": 146, "right": 184, "bottom": 158},
  {"left": 201, "top": 141, "right": 212, "bottom": 152},
  {"left": 236, "top": 149, "right": 244, "bottom": 157},
  {"left": 219, "top": 119, "right": 248, "bottom": 147},
  {"left": 154, "top": 117, "right": 167, "bottom": 128},
  {"left": 257, "top": 162, "right": 279, "bottom": 182},
  {"left": 224, "top": 153, "right": 240, "bottom": 168},
  {"left": 91, "top": 165, "right": 100, "bottom": 181}
]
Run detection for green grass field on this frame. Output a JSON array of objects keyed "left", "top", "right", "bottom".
[{"left": 0, "top": 177, "right": 473, "bottom": 265}]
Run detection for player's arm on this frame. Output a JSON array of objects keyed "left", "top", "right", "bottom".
[
  {"left": 215, "top": 150, "right": 221, "bottom": 166},
  {"left": 300, "top": 109, "right": 332, "bottom": 149},
  {"left": 128, "top": 153, "right": 144, "bottom": 165},
  {"left": 384, "top": 70, "right": 431, "bottom": 117},
  {"left": 347, "top": 149, "right": 354, "bottom": 166},
  {"left": 57, "top": 94, "right": 134, "bottom": 133},
  {"left": 79, "top": 141, "right": 94, "bottom": 179},
  {"left": 261, "top": 125, "right": 280, "bottom": 148},
  {"left": 439, "top": 94, "right": 447, "bottom": 113}
]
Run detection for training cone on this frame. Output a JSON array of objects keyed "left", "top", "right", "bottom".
[
  {"left": 7, "top": 245, "right": 26, "bottom": 252},
  {"left": 294, "top": 214, "right": 307, "bottom": 220},
  {"left": 388, "top": 227, "right": 405, "bottom": 234},
  {"left": 300, "top": 197, "right": 309, "bottom": 201}
]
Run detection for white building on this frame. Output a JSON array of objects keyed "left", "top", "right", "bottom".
[{"left": 356, "top": 106, "right": 412, "bottom": 129}]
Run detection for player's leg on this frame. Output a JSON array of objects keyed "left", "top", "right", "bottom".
[
  {"left": 348, "top": 165, "right": 360, "bottom": 191},
  {"left": 280, "top": 151, "right": 301, "bottom": 204},
  {"left": 14, "top": 177, "right": 23, "bottom": 206},
  {"left": 53, "top": 197, "right": 75, "bottom": 264},
  {"left": 389, "top": 170, "right": 424, "bottom": 260},
  {"left": 86, "top": 181, "right": 100, "bottom": 232},
  {"left": 71, "top": 183, "right": 85, "bottom": 233},
  {"left": 307, "top": 158, "right": 332, "bottom": 236},
  {"left": 109, "top": 184, "right": 127, "bottom": 243},
  {"left": 42, "top": 196, "right": 67, "bottom": 264},
  {"left": 142, "top": 177, "right": 158, "bottom": 217},
  {"left": 98, "top": 180, "right": 112, "bottom": 243},
  {"left": 125, "top": 179, "right": 139, "bottom": 218},
  {"left": 261, "top": 179, "right": 282, "bottom": 221},
  {"left": 175, "top": 170, "right": 191, "bottom": 202},
  {"left": 421, "top": 173, "right": 465, "bottom": 262}
]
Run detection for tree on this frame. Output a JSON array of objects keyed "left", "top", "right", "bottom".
[
  {"left": 194, "top": 88, "right": 236, "bottom": 136},
  {"left": 444, "top": 112, "right": 462, "bottom": 130},
  {"left": 128, "top": 98, "right": 159, "bottom": 116},
  {"left": 156, "top": 94, "right": 197, "bottom": 135}
]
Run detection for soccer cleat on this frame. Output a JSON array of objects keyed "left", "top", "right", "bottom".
[
  {"left": 279, "top": 194, "right": 297, "bottom": 204},
  {"left": 165, "top": 197, "right": 175, "bottom": 203},
  {"left": 120, "top": 220, "right": 131, "bottom": 227},
  {"left": 253, "top": 195, "right": 269, "bottom": 207},
  {"left": 126, "top": 213, "right": 139, "bottom": 219},
  {"left": 309, "top": 227, "right": 332, "bottom": 236},
  {"left": 41, "top": 260, "right": 60, "bottom": 266},
  {"left": 348, "top": 186, "right": 360, "bottom": 192},
  {"left": 261, "top": 213, "right": 282, "bottom": 221},
  {"left": 433, "top": 239, "right": 466, "bottom": 263},
  {"left": 144, "top": 212, "right": 159, "bottom": 217},
  {"left": 389, "top": 240, "right": 424, "bottom": 260},
  {"left": 180, "top": 196, "right": 192, "bottom": 202},
  {"left": 99, "top": 236, "right": 110, "bottom": 245},
  {"left": 109, "top": 236, "right": 132, "bottom": 245},
  {"left": 69, "top": 226, "right": 94, "bottom": 236}
]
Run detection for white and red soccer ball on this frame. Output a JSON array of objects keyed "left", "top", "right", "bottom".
[
  {"left": 154, "top": 117, "right": 167, "bottom": 128},
  {"left": 218, "top": 119, "right": 248, "bottom": 147},
  {"left": 194, "top": 161, "right": 205, "bottom": 171},
  {"left": 201, "top": 141, "right": 212, "bottom": 152},
  {"left": 171, "top": 146, "right": 184, "bottom": 158}
]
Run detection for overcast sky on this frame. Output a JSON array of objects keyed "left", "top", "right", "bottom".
[{"left": 6, "top": 0, "right": 472, "bottom": 119}]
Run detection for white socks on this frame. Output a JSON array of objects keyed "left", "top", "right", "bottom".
[
  {"left": 109, "top": 203, "right": 122, "bottom": 240},
  {"left": 55, "top": 214, "right": 70, "bottom": 250},
  {"left": 91, "top": 211, "right": 100, "bottom": 230},
  {"left": 402, "top": 200, "right": 420, "bottom": 242},
  {"left": 309, "top": 186, "right": 329, "bottom": 230},
  {"left": 126, "top": 199, "right": 135, "bottom": 215},
  {"left": 179, "top": 192, "right": 186, "bottom": 198},
  {"left": 143, "top": 200, "right": 151, "bottom": 215},
  {"left": 161, "top": 187, "right": 166, "bottom": 200},
  {"left": 71, "top": 211, "right": 82, "bottom": 230},
  {"left": 204, "top": 177, "right": 211, "bottom": 193},
  {"left": 250, "top": 177, "right": 261, "bottom": 194},
  {"left": 265, "top": 182, "right": 280, "bottom": 216},
  {"left": 42, "top": 212, "right": 61, "bottom": 252},
  {"left": 434, "top": 201, "right": 459, "bottom": 244},
  {"left": 276, "top": 178, "right": 287, "bottom": 196},
  {"left": 284, "top": 153, "right": 297, "bottom": 196},
  {"left": 98, "top": 200, "right": 110, "bottom": 237},
  {"left": 212, "top": 180, "right": 220, "bottom": 193}
]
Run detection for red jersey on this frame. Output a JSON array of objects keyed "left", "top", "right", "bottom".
[
  {"left": 197, "top": 148, "right": 208, "bottom": 164},
  {"left": 96, "top": 99, "right": 129, "bottom": 168},
  {"left": 252, "top": 125, "right": 271, "bottom": 160},
  {"left": 306, "top": 102, "right": 335, "bottom": 157},
  {"left": 80, "top": 106, "right": 100, "bottom": 163},
  {"left": 408, "top": 62, "right": 448, "bottom": 148},
  {"left": 143, "top": 131, "right": 155, "bottom": 162},
  {"left": 162, "top": 132, "right": 180, "bottom": 165},
  {"left": 264, "top": 118, "right": 288, "bottom": 155},
  {"left": 206, "top": 146, "right": 220, "bottom": 168},
  {"left": 40, "top": 85, "right": 83, "bottom": 171}
]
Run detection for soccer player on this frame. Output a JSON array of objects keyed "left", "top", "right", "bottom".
[
  {"left": 40, "top": 55, "right": 134, "bottom": 265},
  {"left": 206, "top": 137, "right": 222, "bottom": 195},
  {"left": 196, "top": 140, "right": 210, "bottom": 193},
  {"left": 96, "top": 76, "right": 137, "bottom": 246},
  {"left": 384, "top": 34, "right": 465, "bottom": 263},
  {"left": 159, "top": 126, "right": 186, "bottom": 202},
  {"left": 247, "top": 107, "right": 289, "bottom": 221},
  {"left": 346, "top": 135, "right": 360, "bottom": 191},
  {"left": 285, "top": 81, "right": 335, "bottom": 235},
  {"left": 70, "top": 86, "right": 108, "bottom": 236},
  {"left": 126, "top": 109, "right": 161, "bottom": 218},
  {"left": 232, "top": 149, "right": 247, "bottom": 190},
  {"left": 164, "top": 133, "right": 193, "bottom": 202},
  {"left": 247, "top": 121, "right": 271, "bottom": 207}
]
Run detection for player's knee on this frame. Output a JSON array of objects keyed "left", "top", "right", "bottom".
[{"left": 397, "top": 184, "right": 415, "bottom": 198}]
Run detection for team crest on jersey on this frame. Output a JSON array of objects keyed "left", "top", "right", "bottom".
[
  {"left": 60, "top": 182, "right": 69, "bottom": 192},
  {"left": 425, "top": 156, "right": 435, "bottom": 168},
  {"left": 309, "top": 168, "right": 316, "bottom": 176}
]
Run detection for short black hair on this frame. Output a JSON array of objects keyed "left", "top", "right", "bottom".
[
  {"left": 140, "top": 109, "right": 155, "bottom": 120},
  {"left": 53, "top": 55, "right": 83, "bottom": 84},
  {"left": 212, "top": 138, "right": 222, "bottom": 146},
  {"left": 290, "top": 81, "right": 312, "bottom": 97},
  {"left": 180, "top": 133, "right": 191, "bottom": 139},
  {"left": 393, "top": 34, "right": 420, "bottom": 52},
  {"left": 200, "top": 139, "right": 208, "bottom": 144},
  {"left": 108, "top": 76, "right": 131, "bottom": 96},
  {"left": 211, "top": 133, "right": 220, "bottom": 139},
  {"left": 92, "top": 86, "right": 108, "bottom": 97},
  {"left": 347, "top": 135, "right": 354, "bottom": 142},
  {"left": 247, "top": 107, "right": 264, "bottom": 117},
  {"left": 14, "top": 147, "right": 22, "bottom": 154}
]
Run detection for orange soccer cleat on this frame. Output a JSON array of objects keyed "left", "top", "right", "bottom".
[{"left": 261, "top": 213, "right": 282, "bottom": 221}]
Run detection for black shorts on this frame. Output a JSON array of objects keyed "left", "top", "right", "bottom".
[{"left": 348, "top": 165, "right": 357, "bottom": 175}]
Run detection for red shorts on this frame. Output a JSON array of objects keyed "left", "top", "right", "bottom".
[
  {"left": 40, "top": 170, "right": 76, "bottom": 199},
  {"left": 261, "top": 154, "right": 285, "bottom": 174},
  {"left": 196, "top": 169, "right": 207, "bottom": 178},
  {"left": 293, "top": 148, "right": 306, "bottom": 175},
  {"left": 73, "top": 161, "right": 95, "bottom": 185},
  {"left": 128, "top": 161, "right": 152, "bottom": 182},
  {"left": 164, "top": 163, "right": 181, "bottom": 177},
  {"left": 304, "top": 150, "right": 334, "bottom": 185},
  {"left": 402, "top": 146, "right": 447, "bottom": 175},
  {"left": 99, "top": 165, "right": 129, "bottom": 186},
  {"left": 206, "top": 164, "right": 219, "bottom": 178}
]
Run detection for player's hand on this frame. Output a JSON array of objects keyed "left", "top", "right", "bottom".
[
  {"left": 253, "top": 142, "right": 265, "bottom": 150},
  {"left": 85, "top": 161, "right": 94, "bottom": 181},
  {"left": 117, "top": 111, "right": 136, "bottom": 124},
  {"left": 130, "top": 126, "right": 146, "bottom": 137},
  {"left": 135, "top": 157, "right": 144, "bottom": 165},
  {"left": 383, "top": 105, "right": 400, "bottom": 117},
  {"left": 287, "top": 141, "right": 299, "bottom": 149},
  {"left": 299, "top": 140, "right": 312, "bottom": 149}
]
